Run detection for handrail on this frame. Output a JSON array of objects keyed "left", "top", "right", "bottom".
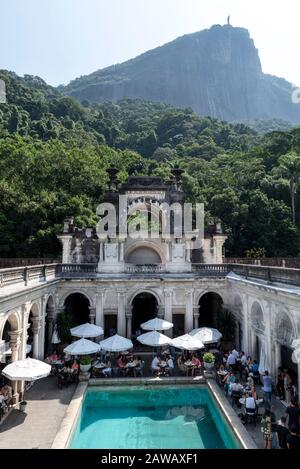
[{"left": 1, "top": 262, "right": 300, "bottom": 288}]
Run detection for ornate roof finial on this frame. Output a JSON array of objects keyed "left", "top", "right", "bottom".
[{"left": 107, "top": 166, "right": 119, "bottom": 192}]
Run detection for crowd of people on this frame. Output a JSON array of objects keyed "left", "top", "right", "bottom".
[
  {"left": 45, "top": 351, "right": 79, "bottom": 387},
  {"left": 215, "top": 346, "right": 300, "bottom": 449}
]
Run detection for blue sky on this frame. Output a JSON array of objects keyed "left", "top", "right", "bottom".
[{"left": 1, "top": 0, "right": 300, "bottom": 86}]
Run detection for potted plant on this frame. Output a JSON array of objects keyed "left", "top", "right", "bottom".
[
  {"left": 19, "top": 400, "right": 27, "bottom": 412},
  {"left": 80, "top": 355, "right": 92, "bottom": 373},
  {"left": 203, "top": 352, "right": 215, "bottom": 370}
]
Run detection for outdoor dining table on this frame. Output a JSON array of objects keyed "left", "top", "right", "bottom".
[
  {"left": 184, "top": 361, "right": 195, "bottom": 376},
  {"left": 125, "top": 362, "right": 136, "bottom": 368},
  {"left": 93, "top": 362, "right": 106, "bottom": 369}
]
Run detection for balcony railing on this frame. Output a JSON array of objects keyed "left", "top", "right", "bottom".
[
  {"left": 0, "top": 264, "right": 57, "bottom": 290},
  {"left": 1, "top": 262, "right": 300, "bottom": 289},
  {"left": 57, "top": 264, "right": 98, "bottom": 278},
  {"left": 125, "top": 264, "right": 165, "bottom": 274},
  {"left": 226, "top": 263, "right": 300, "bottom": 287}
]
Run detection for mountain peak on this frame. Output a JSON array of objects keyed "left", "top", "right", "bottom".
[{"left": 61, "top": 25, "right": 300, "bottom": 123}]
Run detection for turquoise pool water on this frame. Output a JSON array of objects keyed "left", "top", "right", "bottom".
[{"left": 70, "top": 386, "right": 241, "bottom": 449}]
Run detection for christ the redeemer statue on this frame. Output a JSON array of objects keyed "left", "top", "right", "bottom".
[{"left": 227, "top": 15, "right": 231, "bottom": 25}]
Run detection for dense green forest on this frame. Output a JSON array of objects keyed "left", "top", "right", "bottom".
[{"left": 1, "top": 70, "right": 300, "bottom": 258}]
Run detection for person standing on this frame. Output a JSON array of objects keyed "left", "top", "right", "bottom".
[
  {"left": 261, "top": 410, "right": 272, "bottom": 449},
  {"left": 262, "top": 370, "right": 273, "bottom": 410},
  {"left": 276, "top": 368, "right": 285, "bottom": 400},
  {"left": 275, "top": 416, "right": 289, "bottom": 449},
  {"left": 285, "top": 397, "right": 300, "bottom": 435},
  {"left": 286, "top": 424, "right": 300, "bottom": 449}
]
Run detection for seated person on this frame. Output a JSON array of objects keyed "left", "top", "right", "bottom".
[
  {"left": 133, "top": 356, "right": 143, "bottom": 376},
  {"left": 117, "top": 354, "right": 126, "bottom": 375},
  {"left": 151, "top": 355, "right": 160, "bottom": 375},
  {"left": 231, "top": 379, "right": 244, "bottom": 394},
  {"left": 245, "top": 393, "right": 256, "bottom": 414},
  {"left": 223, "top": 371, "right": 236, "bottom": 395},
  {"left": 245, "top": 376, "right": 254, "bottom": 390},
  {"left": 125, "top": 356, "right": 136, "bottom": 376},
  {"left": 0, "top": 385, "right": 12, "bottom": 406},
  {"left": 250, "top": 360, "right": 260, "bottom": 379},
  {"left": 49, "top": 350, "right": 58, "bottom": 363},
  {"left": 248, "top": 384, "right": 257, "bottom": 400},
  {"left": 191, "top": 354, "right": 201, "bottom": 376},
  {"left": 102, "top": 360, "right": 112, "bottom": 378},
  {"left": 177, "top": 355, "right": 187, "bottom": 374},
  {"left": 166, "top": 355, "right": 174, "bottom": 375},
  {"left": 71, "top": 359, "right": 79, "bottom": 376}
]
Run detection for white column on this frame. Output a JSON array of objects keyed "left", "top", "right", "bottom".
[
  {"left": 89, "top": 307, "right": 96, "bottom": 324},
  {"left": 193, "top": 307, "right": 199, "bottom": 329},
  {"left": 9, "top": 330, "right": 22, "bottom": 402},
  {"left": 119, "top": 242, "right": 124, "bottom": 262},
  {"left": 58, "top": 235, "right": 73, "bottom": 264},
  {"left": 185, "top": 290, "right": 194, "bottom": 333},
  {"left": 32, "top": 317, "right": 42, "bottom": 359},
  {"left": 99, "top": 242, "right": 104, "bottom": 263},
  {"left": 264, "top": 301, "right": 273, "bottom": 373},
  {"left": 298, "top": 362, "right": 300, "bottom": 400},
  {"left": 234, "top": 319, "right": 240, "bottom": 349},
  {"left": 126, "top": 309, "right": 132, "bottom": 339},
  {"left": 20, "top": 303, "right": 31, "bottom": 360},
  {"left": 96, "top": 291, "right": 105, "bottom": 327},
  {"left": 117, "top": 291, "right": 126, "bottom": 337},
  {"left": 46, "top": 305, "right": 57, "bottom": 354},
  {"left": 164, "top": 290, "right": 173, "bottom": 337}
]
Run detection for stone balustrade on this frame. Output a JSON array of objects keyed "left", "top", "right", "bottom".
[{"left": 1, "top": 262, "right": 300, "bottom": 287}]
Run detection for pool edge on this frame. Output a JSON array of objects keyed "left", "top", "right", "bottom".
[
  {"left": 51, "top": 381, "right": 88, "bottom": 449},
  {"left": 55, "top": 378, "right": 257, "bottom": 450},
  {"left": 206, "top": 379, "right": 257, "bottom": 449}
]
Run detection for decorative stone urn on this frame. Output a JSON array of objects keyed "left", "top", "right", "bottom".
[
  {"left": 203, "top": 361, "right": 215, "bottom": 371},
  {"left": 80, "top": 364, "right": 91, "bottom": 373}
]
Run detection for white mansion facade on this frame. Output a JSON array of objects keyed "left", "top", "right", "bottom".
[{"left": 0, "top": 169, "right": 300, "bottom": 400}]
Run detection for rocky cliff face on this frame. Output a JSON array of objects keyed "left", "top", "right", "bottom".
[{"left": 61, "top": 25, "right": 300, "bottom": 123}]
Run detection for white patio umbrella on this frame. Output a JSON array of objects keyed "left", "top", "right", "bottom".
[
  {"left": 70, "top": 322, "right": 104, "bottom": 338},
  {"left": 137, "top": 330, "right": 172, "bottom": 347},
  {"left": 63, "top": 338, "right": 100, "bottom": 356},
  {"left": 140, "top": 317, "right": 173, "bottom": 331},
  {"left": 170, "top": 334, "right": 204, "bottom": 351},
  {"left": 189, "top": 327, "right": 222, "bottom": 344},
  {"left": 1, "top": 358, "right": 51, "bottom": 382},
  {"left": 100, "top": 334, "right": 133, "bottom": 352}
]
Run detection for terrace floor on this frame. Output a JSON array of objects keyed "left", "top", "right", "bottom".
[{"left": 0, "top": 377, "right": 76, "bottom": 449}]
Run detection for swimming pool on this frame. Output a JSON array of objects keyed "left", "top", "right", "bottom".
[{"left": 69, "top": 385, "right": 241, "bottom": 449}]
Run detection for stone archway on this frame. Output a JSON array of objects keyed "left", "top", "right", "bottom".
[
  {"left": 131, "top": 292, "right": 158, "bottom": 335},
  {"left": 44, "top": 295, "right": 55, "bottom": 356},
  {"left": 27, "top": 303, "right": 40, "bottom": 359},
  {"left": 198, "top": 292, "right": 223, "bottom": 327},
  {"left": 250, "top": 301, "right": 265, "bottom": 360},
  {"left": 125, "top": 241, "right": 165, "bottom": 265},
  {"left": 64, "top": 292, "right": 90, "bottom": 326},
  {"left": 0, "top": 312, "right": 20, "bottom": 393}
]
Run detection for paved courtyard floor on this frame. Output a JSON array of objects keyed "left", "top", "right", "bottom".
[
  {"left": 223, "top": 385, "right": 287, "bottom": 448},
  {"left": 0, "top": 377, "right": 76, "bottom": 449}
]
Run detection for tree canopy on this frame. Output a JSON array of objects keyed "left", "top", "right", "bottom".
[{"left": 1, "top": 70, "right": 300, "bottom": 258}]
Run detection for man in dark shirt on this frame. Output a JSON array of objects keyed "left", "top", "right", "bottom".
[
  {"left": 286, "top": 397, "right": 300, "bottom": 434},
  {"left": 286, "top": 424, "right": 300, "bottom": 449},
  {"left": 275, "top": 416, "right": 289, "bottom": 449}
]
